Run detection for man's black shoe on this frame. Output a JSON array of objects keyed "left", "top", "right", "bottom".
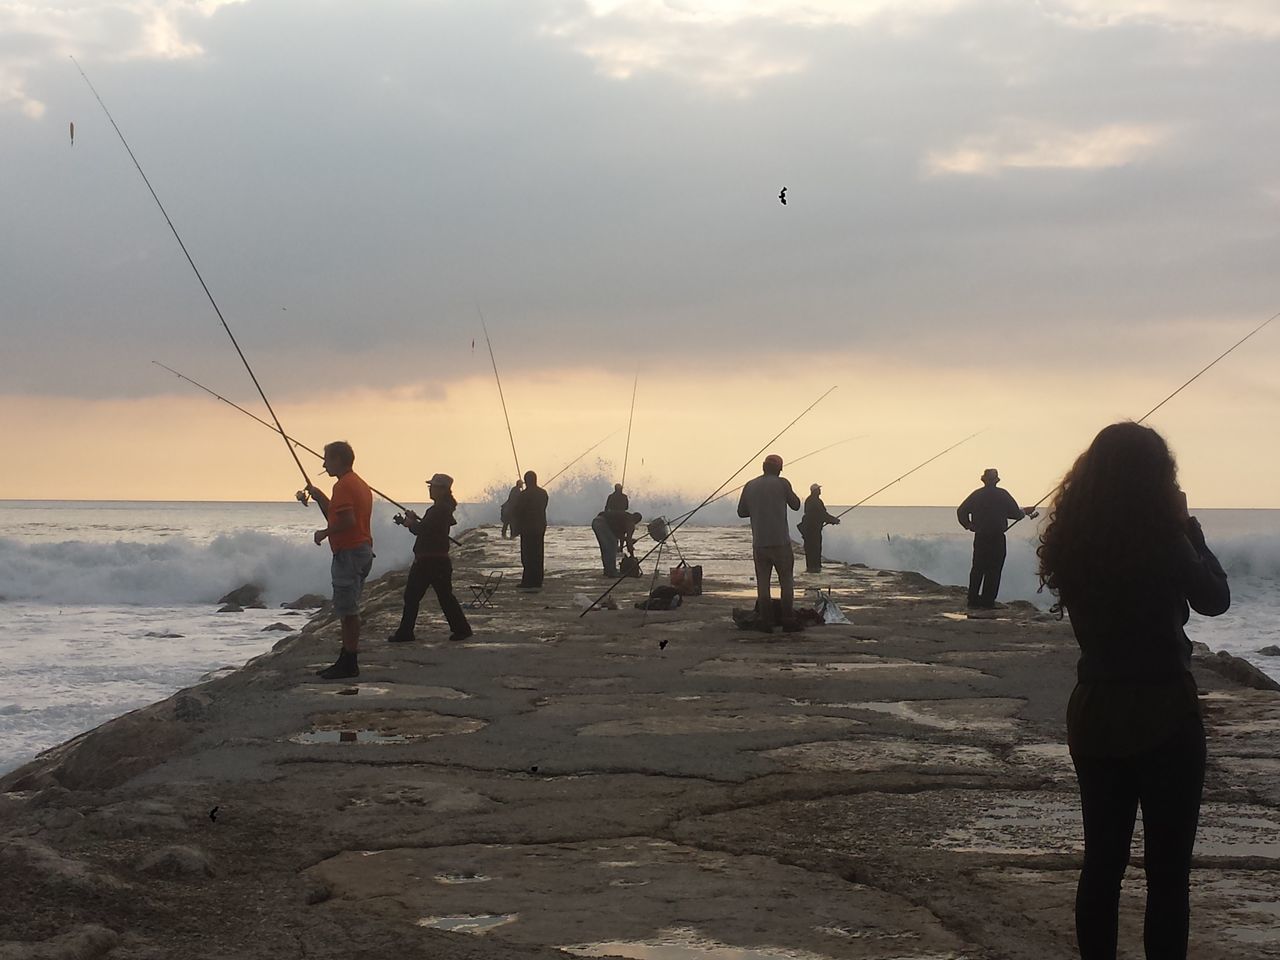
[
  {"left": 449, "top": 630, "right": 473, "bottom": 642},
  {"left": 387, "top": 631, "right": 416, "bottom": 643},
  {"left": 317, "top": 650, "right": 358, "bottom": 680}
]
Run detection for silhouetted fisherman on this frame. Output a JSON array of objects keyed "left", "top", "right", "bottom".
[
  {"left": 305, "top": 441, "right": 373, "bottom": 680},
  {"left": 500, "top": 478, "right": 523, "bottom": 539},
  {"left": 957, "top": 467, "right": 1037, "bottom": 609},
  {"left": 737, "top": 454, "right": 802, "bottom": 632},
  {"left": 514, "top": 470, "right": 549, "bottom": 588},
  {"left": 592, "top": 509, "right": 642, "bottom": 576},
  {"left": 798, "top": 482, "right": 840, "bottom": 573},
  {"left": 388, "top": 473, "right": 472, "bottom": 644},
  {"left": 605, "top": 483, "right": 629, "bottom": 513}
]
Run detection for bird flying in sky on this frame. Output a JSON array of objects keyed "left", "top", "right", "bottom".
[{"left": 778, "top": 187, "right": 787, "bottom": 205}]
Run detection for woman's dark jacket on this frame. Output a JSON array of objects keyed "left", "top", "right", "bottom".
[{"left": 1064, "top": 516, "right": 1229, "bottom": 757}]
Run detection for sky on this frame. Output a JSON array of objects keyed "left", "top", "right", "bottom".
[{"left": 2, "top": 0, "right": 1279, "bottom": 506}]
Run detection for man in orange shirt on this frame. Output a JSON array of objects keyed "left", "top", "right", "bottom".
[{"left": 305, "top": 440, "right": 374, "bottom": 680}]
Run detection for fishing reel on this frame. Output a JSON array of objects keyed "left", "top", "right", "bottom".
[
  {"left": 392, "top": 513, "right": 407, "bottom": 527},
  {"left": 295, "top": 489, "right": 310, "bottom": 506}
]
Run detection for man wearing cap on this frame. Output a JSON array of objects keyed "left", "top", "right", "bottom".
[
  {"left": 957, "top": 468, "right": 1037, "bottom": 610},
  {"left": 305, "top": 441, "right": 374, "bottom": 679},
  {"left": 388, "top": 472, "right": 472, "bottom": 643},
  {"left": 737, "top": 454, "right": 803, "bottom": 632},
  {"left": 798, "top": 482, "right": 841, "bottom": 574}
]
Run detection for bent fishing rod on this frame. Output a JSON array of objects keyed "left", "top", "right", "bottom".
[
  {"left": 1009, "top": 305, "right": 1280, "bottom": 532},
  {"left": 154, "top": 361, "right": 462, "bottom": 545},
  {"left": 664, "top": 433, "right": 867, "bottom": 528},
  {"left": 832, "top": 430, "right": 983, "bottom": 520},
  {"left": 580, "top": 385, "right": 838, "bottom": 616},
  {"left": 72, "top": 58, "right": 317, "bottom": 511},
  {"left": 477, "top": 306, "right": 521, "bottom": 481},
  {"left": 544, "top": 427, "right": 625, "bottom": 487}
]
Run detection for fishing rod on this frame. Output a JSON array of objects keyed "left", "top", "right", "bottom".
[
  {"left": 1010, "top": 306, "right": 1280, "bottom": 530},
  {"left": 664, "top": 433, "right": 867, "bottom": 528},
  {"left": 833, "top": 430, "right": 982, "bottom": 520},
  {"left": 71, "top": 58, "right": 316, "bottom": 510},
  {"left": 580, "top": 385, "right": 837, "bottom": 616},
  {"left": 154, "top": 361, "right": 463, "bottom": 545},
  {"left": 620, "top": 370, "right": 638, "bottom": 490},
  {"left": 544, "top": 427, "right": 625, "bottom": 487},
  {"left": 476, "top": 306, "right": 521, "bottom": 482}
]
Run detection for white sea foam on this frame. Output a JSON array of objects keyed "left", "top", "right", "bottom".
[{"left": 0, "top": 505, "right": 490, "bottom": 606}]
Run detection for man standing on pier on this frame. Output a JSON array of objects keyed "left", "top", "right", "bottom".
[
  {"left": 306, "top": 441, "right": 374, "bottom": 679},
  {"left": 737, "top": 454, "right": 802, "bottom": 632},
  {"left": 957, "top": 467, "right": 1037, "bottom": 610},
  {"left": 798, "top": 482, "right": 840, "bottom": 573},
  {"left": 515, "top": 470, "right": 549, "bottom": 588},
  {"left": 606, "top": 483, "right": 629, "bottom": 513}
]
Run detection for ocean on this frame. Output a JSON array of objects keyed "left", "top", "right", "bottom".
[{"left": 2, "top": 496, "right": 1277, "bottom": 775}]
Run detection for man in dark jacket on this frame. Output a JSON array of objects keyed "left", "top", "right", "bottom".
[
  {"left": 957, "top": 468, "right": 1036, "bottom": 609},
  {"left": 514, "top": 470, "right": 549, "bottom": 588},
  {"left": 605, "top": 483, "right": 629, "bottom": 513},
  {"left": 388, "top": 473, "right": 472, "bottom": 643},
  {"left": 500, "top": 479, "right": 523, "bottom": 539},
  {"left": 798, "top": 482, "right": 840, "bottom": 573}
]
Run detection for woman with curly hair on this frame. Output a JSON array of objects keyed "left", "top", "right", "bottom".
[{"left": 1038, "top": 421, "right": 1229, "bottom": 960}]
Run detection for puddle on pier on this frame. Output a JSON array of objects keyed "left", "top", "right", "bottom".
[
  {"left": 289, "top": 709, "right": 487, "bottom": 745},
  {"left": 433, "top": 872, "right": 491, "bottom": 884},
  {"left": 303, "top": 683, "right": 472, "bottom": 700},
  {"left": 563, "top": 931, "right": 837, "bottom": 959},
  {"left": 416, "top": 913, "right": 517, "bottom": 933},
  {"left": 291, "top": 729, "right": 414, "bottom": 744}
]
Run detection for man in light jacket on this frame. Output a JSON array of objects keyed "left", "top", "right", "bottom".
[{"left": 737, "top": 453, "right": 802, "bottom": 632}]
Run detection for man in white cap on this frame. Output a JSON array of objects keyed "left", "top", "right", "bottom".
[
  {"left": 957, "top": 467, "right": 1037, "bottom": 610},
  {"left": 737, "top": 453, "right": 802, "bottom": 632},
  {"left": 798, "top": 482, "right": 841, "bottom": 574},
  {"left": 388, "top": 472, "right": 473, "bottom": 642}
]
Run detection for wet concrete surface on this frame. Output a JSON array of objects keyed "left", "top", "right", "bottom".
[{"left": 2, "top": 524, "right": 1278, "bottom": 959}]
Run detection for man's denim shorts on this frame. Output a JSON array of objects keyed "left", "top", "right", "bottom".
[{"left": 330, "top": 543, "right": 374, "bottom": 616}]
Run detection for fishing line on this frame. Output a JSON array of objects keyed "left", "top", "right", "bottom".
[
  {"left": 476, "top": 305, "right": 521, "bottom": 481},
  {"left": 72, "top": 58, "right": 313, "bottom": 501},
  {"left": 833, "top": 430, "right": 982, "bottom": 520},
  {"left": 666, "top": 433, "right": 867, "bottom": 527},
  {"left": 580, "top": 385, "right": 837, "bottom": 616},
  {"left": 544, "top": 427, "right": 625, "bottom": 487},
  {"left": 621, "top": 369, "right": 638, "bottom": 490},
  {"left": 1011, "top": 307, "right": 1280, "bottom": 530},
  {"left": 154, "top": 361, "right": 463, "bottom": 544},
  {"left": 1135, "top": 309, "right": 1280, "bottom": 423}
]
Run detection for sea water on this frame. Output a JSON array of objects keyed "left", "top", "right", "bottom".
[{"left": 1, "top": 497, "right": 1276, "bottom": 775}]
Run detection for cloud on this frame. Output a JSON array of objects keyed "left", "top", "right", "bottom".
[
  {"left": 1046, "top": 0, "right": 1280, "bottom": 36},
  {"left": 925, "top": 121, "right": 1172, "bottom": 176},
  {"left": 0, "top": 0, "right": 250, "bottom": 118},
  {"left": 543, "top": 0, "right": 968, "bottom": 94}
]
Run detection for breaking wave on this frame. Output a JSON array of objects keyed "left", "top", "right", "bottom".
[{"left": 0, "top": 505, "right": 477, "bottom": 606}]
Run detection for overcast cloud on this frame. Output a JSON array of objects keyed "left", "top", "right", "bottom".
[{"left": 3, "top": 0, "right": 1279, "bottom": 400}]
